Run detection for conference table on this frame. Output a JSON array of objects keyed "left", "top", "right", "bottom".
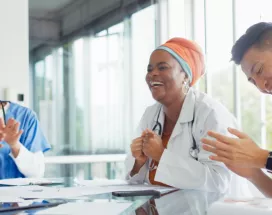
[{"left": 0, "top": 178, "right": 271, "bottom": 215}]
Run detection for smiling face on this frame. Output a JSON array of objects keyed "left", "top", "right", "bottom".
[
  {"left": 145, "top": 50, "right": 188, "bottom": 105},
  {"left": 241, "top": 46, "right": 272, "bottom": 94}
]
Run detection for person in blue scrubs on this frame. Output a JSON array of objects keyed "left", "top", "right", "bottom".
[{"left": 0, "top": 101, "right": 50, "bottom": 179}]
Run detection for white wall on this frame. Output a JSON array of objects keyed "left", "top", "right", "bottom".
[{"left": 0, "top": 0, "right": 29, "bottom": 106}]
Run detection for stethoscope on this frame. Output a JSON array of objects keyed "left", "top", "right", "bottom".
[{"left": 150, "top": 105, "right": 199, "bottom": 166}]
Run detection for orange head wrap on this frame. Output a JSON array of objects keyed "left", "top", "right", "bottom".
[{"left": 156, "top": 37, "right": 205, "bottom": 86}]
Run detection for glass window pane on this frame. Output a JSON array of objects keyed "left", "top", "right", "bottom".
[
  {"left": 206, "top": 0, "right": 234, "bottom": 113},
  {"left": 90, "top": 24, "right": 127, "bottom": 153},
  {"left": 39, "top": 55, "right": 54, "bottom": 147},
  {"left": 131, "top": 6, "right": 156, "bottom": 130},
  {"left": 34, "top": 61, "right": 45, "bottom": 116},
  {"left": 45, "top": 55, "right": 53, "bottom": 100},
  {"left": 168, "top": 0, "right": 186, "bottom": 38},
  {"left": 90, "top": 36, "right": 108, "bottom": 152},
  {"left": 72, "top": 38, "right": 86, "bottom": 152},
  {"left": 96, "top": 30, "right": 107, "bottom": 37},
  {"left": 239, "top": 70, "right": 262, "bottom": 144},
  {"left": 108, "top": 23, "right": 124, "bottom": 34},
  {"left": 193, "top": 0, "right": 206, "bottom": 92}
]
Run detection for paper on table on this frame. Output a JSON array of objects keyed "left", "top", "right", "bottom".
[
  {"left": 74, "top": 178, "right": 128, "bottom": 187},
  {"left": 0, "top": 178, "right": 63, "bottom": 186},
  {"left": 36, "top": 202, "right": 133, "bottom": 215},
  {"left": 19, "top": 185, "right": 177, "bottom": 199},
  {"left": 75, "top": 179, "right": 177, "bottom": 194},
  {"left": 17, "top": 186, "right": 112, "bottom": 199},
  {"left": 0, "top": 185, "right": 110, "bottom": 199},
  {"left": 0, "top": 184, "right": 177, "bottom": 199},
  {"left": 0, "top": 186, "right": 42, "bottom": 202},
  {"left": 207, "top": 197, "right": 272, "bottom": 215},
  {"left": 0, "top": 196, "right": 24, "bottom": 203}
]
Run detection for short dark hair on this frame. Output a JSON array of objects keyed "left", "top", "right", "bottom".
[{"left": 231, "top": 22, "right": 272, "bottom": 65}]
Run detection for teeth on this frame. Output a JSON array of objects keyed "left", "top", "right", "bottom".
[{"left": 150, "top": 81, "right": 163, "bottom": 86}]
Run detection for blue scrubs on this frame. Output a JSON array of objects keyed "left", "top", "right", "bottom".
[{"left": 0, "top": 102, "right": 51, "bottom": 179}]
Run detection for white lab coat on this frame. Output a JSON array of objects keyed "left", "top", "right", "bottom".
[{"left": 125, "top": 88, "right": 238, "bottom": 193}]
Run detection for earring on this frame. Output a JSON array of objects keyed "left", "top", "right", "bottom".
[{"left": 182, "top": 81, "right": 190, "bottom": 95}]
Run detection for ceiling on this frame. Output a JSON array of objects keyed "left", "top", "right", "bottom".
[
  {"left": 29, "top": 0, "right": 78, "bottom": 51},
  {"left": 29, "top": 0, "right": 75, "bottom": 19},
  {"left": 29, "top": 0, "right": 149, "bottom": 54}
]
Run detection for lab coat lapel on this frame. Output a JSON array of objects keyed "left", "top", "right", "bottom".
[
  {"left": 169, "top": 89, "right": 196, "bottom": 142},
  {"left": 152, "top": 105, "right": 165, "bottom": 136}
]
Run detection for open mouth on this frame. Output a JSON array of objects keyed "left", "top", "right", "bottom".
[{"left": 150, "top": 81, "right": 164, "bottom": 87}]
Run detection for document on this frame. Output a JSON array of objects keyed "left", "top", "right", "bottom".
[
  {"left": 0, "top": 196, "right": 24, "bottom": 203},
  {"left": 74, "top": 178, "right": 128, "bottom": 187},
  {"left": 36, "top": 202, "right": 133, "bottom": 215},
  {"left": 16, "top": 186, "right": 112, "bottom": 199},
  {"left": 21, "top": 185, "right": 176, "bottom": 199},
  {"left": 75, "top": 179, "right": 177, "bottom": 194},
  {"left": 0, "top": 183, "right": 177, "bottom": 199},
  {"left": 0, "top": 178, "right": 63, "bottom": 186}
]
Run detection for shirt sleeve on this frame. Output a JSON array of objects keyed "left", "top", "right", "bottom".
[
  {"left": 125, "top": 152, "right": 149, "bottom": 184},
  {"left": 20, "top": 111, "right": 51, "bottom": 153},
  {"left": 9, "top": 143, "right": 45, "bottom": 178}
]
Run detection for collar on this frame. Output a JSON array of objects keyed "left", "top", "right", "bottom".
[
  {"left": 0, "top": 102, "right": 10, "bottom": 112},
  {"left": 154, "top": 88, "right": 196, "bottom": 125},
  {"left": 178, "top": 88, "right": 196, "bottom": 123}
]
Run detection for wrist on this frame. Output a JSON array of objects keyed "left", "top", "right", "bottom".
[
  {"left": 248, "top": 168, "right": 264, "bottom": 182},
  {"left": 10, "top": 142, "right": 21, "bottom": 158},
  {"left": 256, "top": 149, "right": 269, "bottom": 168},
  {"left": 154, "top": 148, "right": 164, "bottom": 162},
  {"left": 10, "top": 141, "right": 20, "bottom": 149}
]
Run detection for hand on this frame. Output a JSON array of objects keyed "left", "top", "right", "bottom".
[
  {"left": 201, "top": 128, "right": 269, "bottom": 168},
  {"left": 0, "top": 118, "right": 23, "bottom": 148},
  {"left": 130, "top": 137, "right": 148, "bottom": 165},
  {"left": 142, "top": 129, "right": 164, "bottom": 162}
]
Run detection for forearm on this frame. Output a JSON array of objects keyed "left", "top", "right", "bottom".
[
  {"left": 10, "top": 144, "right": 45, "bottom": 178},
  {"left": 249, "top": 169, "right": 272, "bottom": 198}
]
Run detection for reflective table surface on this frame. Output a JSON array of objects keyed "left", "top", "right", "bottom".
[{"left": 0, "top": 178, "right": 225, "bottom": 215}]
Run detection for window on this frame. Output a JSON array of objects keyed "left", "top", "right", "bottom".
[
  {"left": 168, "top": 0, "right": 188, "bottom": 39},
  {"left": 205, "top": 0, "right": 234, "bottom": 113},
  {"left": 89, "top": 23, "right": 127, "bottom": 153},
  {"left": 193, "top": 0, "right": 206, "bottom": 92},
  {"left": 131, "top": 6, "right": 156, "bottom": 131},
  {"left": 33, "top": 60, "right": 45, "bottom": 116},
  {"left": 72, "top": 39, "right": 87, "bottom": 152}
]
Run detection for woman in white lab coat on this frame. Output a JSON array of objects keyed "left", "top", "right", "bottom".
[{"left": 125, "top": 37, "right": 239, "bottom": 193}]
